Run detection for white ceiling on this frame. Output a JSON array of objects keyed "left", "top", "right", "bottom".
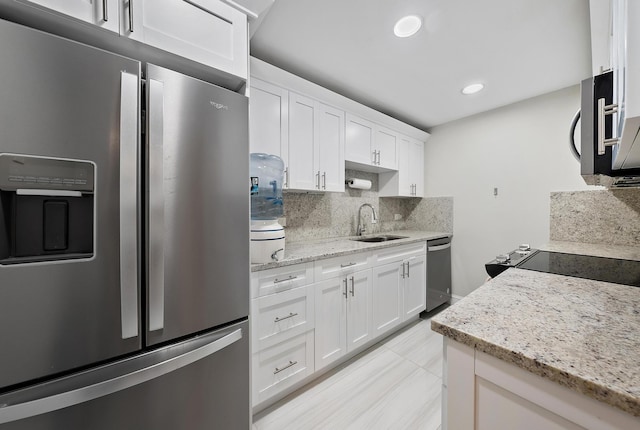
[{"left": 249, "top": 0, "right": 592, "bottom": 131}]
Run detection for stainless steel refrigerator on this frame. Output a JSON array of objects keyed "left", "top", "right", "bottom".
[{"left": 0, "top": 18, "right": 249, "bottom": 429}]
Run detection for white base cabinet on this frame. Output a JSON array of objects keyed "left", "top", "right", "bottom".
[
  {"left": 443, "top": 338, "right": 640, "bottom": 430},
  {"left": 314, "top": 269, "right": 372, "bottom": 371},
  {"left": 251, "top": 241, "right": 428, "bottom": 411}
]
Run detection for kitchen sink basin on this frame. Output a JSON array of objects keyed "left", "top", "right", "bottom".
[{"left": 351, "top": 235, "right": 408, "bottom": 243}]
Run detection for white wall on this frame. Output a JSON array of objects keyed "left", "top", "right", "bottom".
[{"left": 424, "top": 85, "right": 598, "bottom": 297}]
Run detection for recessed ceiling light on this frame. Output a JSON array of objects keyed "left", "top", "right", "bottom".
[
  {"left": 462, "top": 83, "right": 484, "bottom": 95},
  {"left": 394, "top": 15, "right": 422, "bottom": 38}
]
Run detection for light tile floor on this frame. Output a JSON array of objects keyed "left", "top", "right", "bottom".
[{"left": 253, "top": 315, "right": 444, "bottom": 430}]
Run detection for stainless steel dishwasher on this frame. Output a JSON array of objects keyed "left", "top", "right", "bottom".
[{"left": 426, "top": 236, "right": 452, "bottom": 311}]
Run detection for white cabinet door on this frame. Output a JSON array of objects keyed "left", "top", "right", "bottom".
[
  {"left": 375, "top": 126, "right": 398, "bottom": 170},
  {"left": 397, "top": 135, "right": 412, "bottom": 196},
  {"left": 345, "top": 270, "right": 372, "bottom": 351},
  {"left": 314, "top": 277, "right": 347, "bottom": 371},
  {"left": 403, "top": 254, "right": 426, "bottom": 317},
  {"left": 345, "top": 114, "right": 375, "bottom": 166},
  {"left": 409, "top": 139, "right": 424, "bottom": 197},
  {"left": 17, "top": 0, "right": 120, "bottom": 32},
  {"left": 317, "top": 103, "right": 345, "bottom": 192},
  {"left": 288, "top": 92, "right": 318, "bottom": 190},
  {"left": 371, "top": 261, "right": 403, "bottom": 338},
  {"left": 123, "top": 0, "right": 248, "bottom": 79},
  {"left": 249, "top": 79, "right": 289, "bottom": 183}
]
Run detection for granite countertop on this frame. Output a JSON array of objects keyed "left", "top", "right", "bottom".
[
  {"left": 432, "top": 242, "right": 640, "bottom": 417},
  {"left": 251, "top": 230, "right": 451, "bottom": 272}
]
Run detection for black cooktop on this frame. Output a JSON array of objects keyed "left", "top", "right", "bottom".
[{"left": 517, "top": 251, "right": 640, "bottom": 287}]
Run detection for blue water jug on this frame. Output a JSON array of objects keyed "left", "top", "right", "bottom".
[{"left": 250, "top": 153, "right": 284, "bottom": 220}]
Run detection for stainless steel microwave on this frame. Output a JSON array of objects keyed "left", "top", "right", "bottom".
[{"left": 579, "top": 71, "right": 640, "bottom": 187}]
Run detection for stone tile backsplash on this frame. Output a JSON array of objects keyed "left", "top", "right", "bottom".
[
  {"left": 550, "top": 188, "right": 640, "bottom": 245},
  {"left": 282, "top": 169, "right": 453, "bottom": 242}
]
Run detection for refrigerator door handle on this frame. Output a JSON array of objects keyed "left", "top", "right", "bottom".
[
  {"left": 0, "top": 328, "right": 243, "bottom": 425},
  {"left": 120, "top": 71, "right": 139, "bottom": 340},
  {"left": 148, "top": 78, "right": 165, "bottom": 332}
]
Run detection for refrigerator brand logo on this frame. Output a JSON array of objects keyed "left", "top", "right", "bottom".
[{"left": 210, "top": 101, "right": 229, "bottom": 110}]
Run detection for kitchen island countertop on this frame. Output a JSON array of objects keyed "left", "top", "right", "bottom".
[
  {"left": 251, "top": 230, "right": 450, "bottom": 272},
  {"left": 432, "top": 241, "right": 640, "bottom": 417}
]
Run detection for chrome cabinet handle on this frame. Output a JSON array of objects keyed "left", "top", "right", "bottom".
[
  {"left": 322, "top": 171, "right": 326, "bottom": 190},
  {"left": 128, "top": 0, "right": 134, "bottom": 32},
  {"left": 274, "top": 312, "right": 298, "bottom": 323},
  {"left": 343, "top": 278, "right": 348, "bottom": 298},
  {"left": 407, "top": 261, "right": 410, "bottom": 278},
  {"left": 274, "top": 275, "right": 298, "bottom": 284},
  {"left": 372, "top": 150, "right": 377, "bottom": 164},
  {"left": 102, "top": 0, "right": 108, "bottom": 22},
  {"left": 148, "top": 78, "right": 165, "bottom": 332},
  {"left": 340, "top": 262, "right": 356, "bottom": 268},
  {"left": 283, "top": 167, "right": 289, "bottom": 188},
  {"left": 274, "top": 360, "right": 298, "bottom": 375},
  {"left": 597, "top": 97, "right": 619, "bottom": 155},
  {"left": 349, "top": 276, "right": 355, "bottom": 296},
  {"left": 377, "top": 150, "right": 381, "bottom": 165},
  {"left": 0, "top": 328, "right": 242, "bottom": 424},
  {"left": 119, "top": 71, "right": 139, "bottom": 340},
  {"left": 316, "top": 171, "right": 320, "bottom": 189},
  {"left": 401, "top": 262, "right": 405, "bottom": 279}
]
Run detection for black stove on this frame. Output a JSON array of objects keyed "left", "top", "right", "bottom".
[{"left": 486, "top": 246, "right": 640, "bottom": 288}]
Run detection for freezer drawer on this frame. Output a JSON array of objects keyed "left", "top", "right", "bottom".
[{"left": 0, "top": 320, "right": 249, "bottom": 430}]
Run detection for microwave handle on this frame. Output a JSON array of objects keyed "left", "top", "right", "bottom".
[
  {"left": 597, "top": 98, "right": 619, "bottom": 155},
  {"left": 569, "top": 109, "right": 581, "bottom": 162}
]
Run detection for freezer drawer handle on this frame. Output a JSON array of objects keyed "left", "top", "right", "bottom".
[
  {"left": 274, "top": 360, "right": 298, "bottom": 375},
  {"left": 0, "top": 328, "right": 243, "bottom": 425},
  {"left": 148, "top": 78, "right": 165, "bottom": 332},
  {"left": 102, "top": 0, "right": 108, "bottom": 22},
  {"left": 120, "top": 71, "right": 139, "bottom": 339},
  {"left": 274, "top": 312, "right": 298, "bottom": 323},
  {"left": 427, "top": 243, "right": 451, "bottom": 252}
]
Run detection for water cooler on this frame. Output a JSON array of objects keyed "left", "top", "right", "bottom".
[{"left": 250, "top": 153, "right": 285, "bottom": 263}]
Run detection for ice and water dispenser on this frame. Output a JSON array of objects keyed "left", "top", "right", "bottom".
[
  {"left": 250, "top": 153, "right": 285, "bottom": 263},
  {"left": 0, "top": 154, "right": 94, "bottom": 264}
]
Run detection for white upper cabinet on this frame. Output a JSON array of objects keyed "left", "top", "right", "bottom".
[
  {"left": 345, "top": 114, "right": 376, "bottom": 166},
  {"left": 375, "top": 126, "right": 399, "bottom": 170},
  {"left": 15, "top": 0, "right": 248, "bottom": 80},
  {"left": 287, "top": 93, "right": 345, "bottom": 192},
  {"left": 249, "top": 78, "right": 289, "bottom": 183},
  {"left": 15, "top": 0, "right": 120, "bottom": 33},
  {"left": 288, "top": 92, "right": 318, "bottom": 191},
  {"left": 345, "top": 114, "right": 398, "bottom": 171},
  {"left": 317, "top": 103, "right": 345, "bottom": 192},
  {"left": 610, "top": 0, "right": 640, "bottom": 169},
  {"left": 123, "top": 0, "right": 248, "bottom": 79},
  {"left": 379, "top": 135, "right": 424, "bottom": 198}
]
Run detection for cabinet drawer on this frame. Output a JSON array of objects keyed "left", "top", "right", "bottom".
[
  {"left": 314, "top": 251, "right": 371, "bottom": 281},
  {"left": 251, "top": 285, "right": 314, "bottom": 350},
  {"left": 374, "top": 242, "right": 427, "bottom": 265},
  {"left": 251, "top": 263, "right": 314, "bottom": 298},
  {"left": 252, "top": 331, "right": 314, "bottom": 407}
]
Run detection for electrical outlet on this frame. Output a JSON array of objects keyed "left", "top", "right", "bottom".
[{"left": 394, "top": 213, "right": 402, "bottom": 221}]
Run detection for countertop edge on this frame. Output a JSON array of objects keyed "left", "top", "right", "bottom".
[
  {"left": 251, "top": 231, "right": 451, "bottom": 272},
  {"left": 430, "top": 320, "right": 640, "bottom": 417}
]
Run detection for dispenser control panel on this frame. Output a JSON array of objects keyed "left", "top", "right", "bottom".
[{"left": 0, "top": 154, "right": 94, "bottom": 192}]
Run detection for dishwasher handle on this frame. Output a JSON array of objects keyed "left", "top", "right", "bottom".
[{"left": 428, "top": 242, "right": 451, "bottom": 252}]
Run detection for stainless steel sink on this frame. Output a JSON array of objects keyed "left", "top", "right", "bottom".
[{"left": 351, "top": 235, "right": 408, "bottom": 243}]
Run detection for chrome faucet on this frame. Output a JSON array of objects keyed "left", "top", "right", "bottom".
[{"left": 356, "top": 203, "right": 378, "bottom": 236}]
